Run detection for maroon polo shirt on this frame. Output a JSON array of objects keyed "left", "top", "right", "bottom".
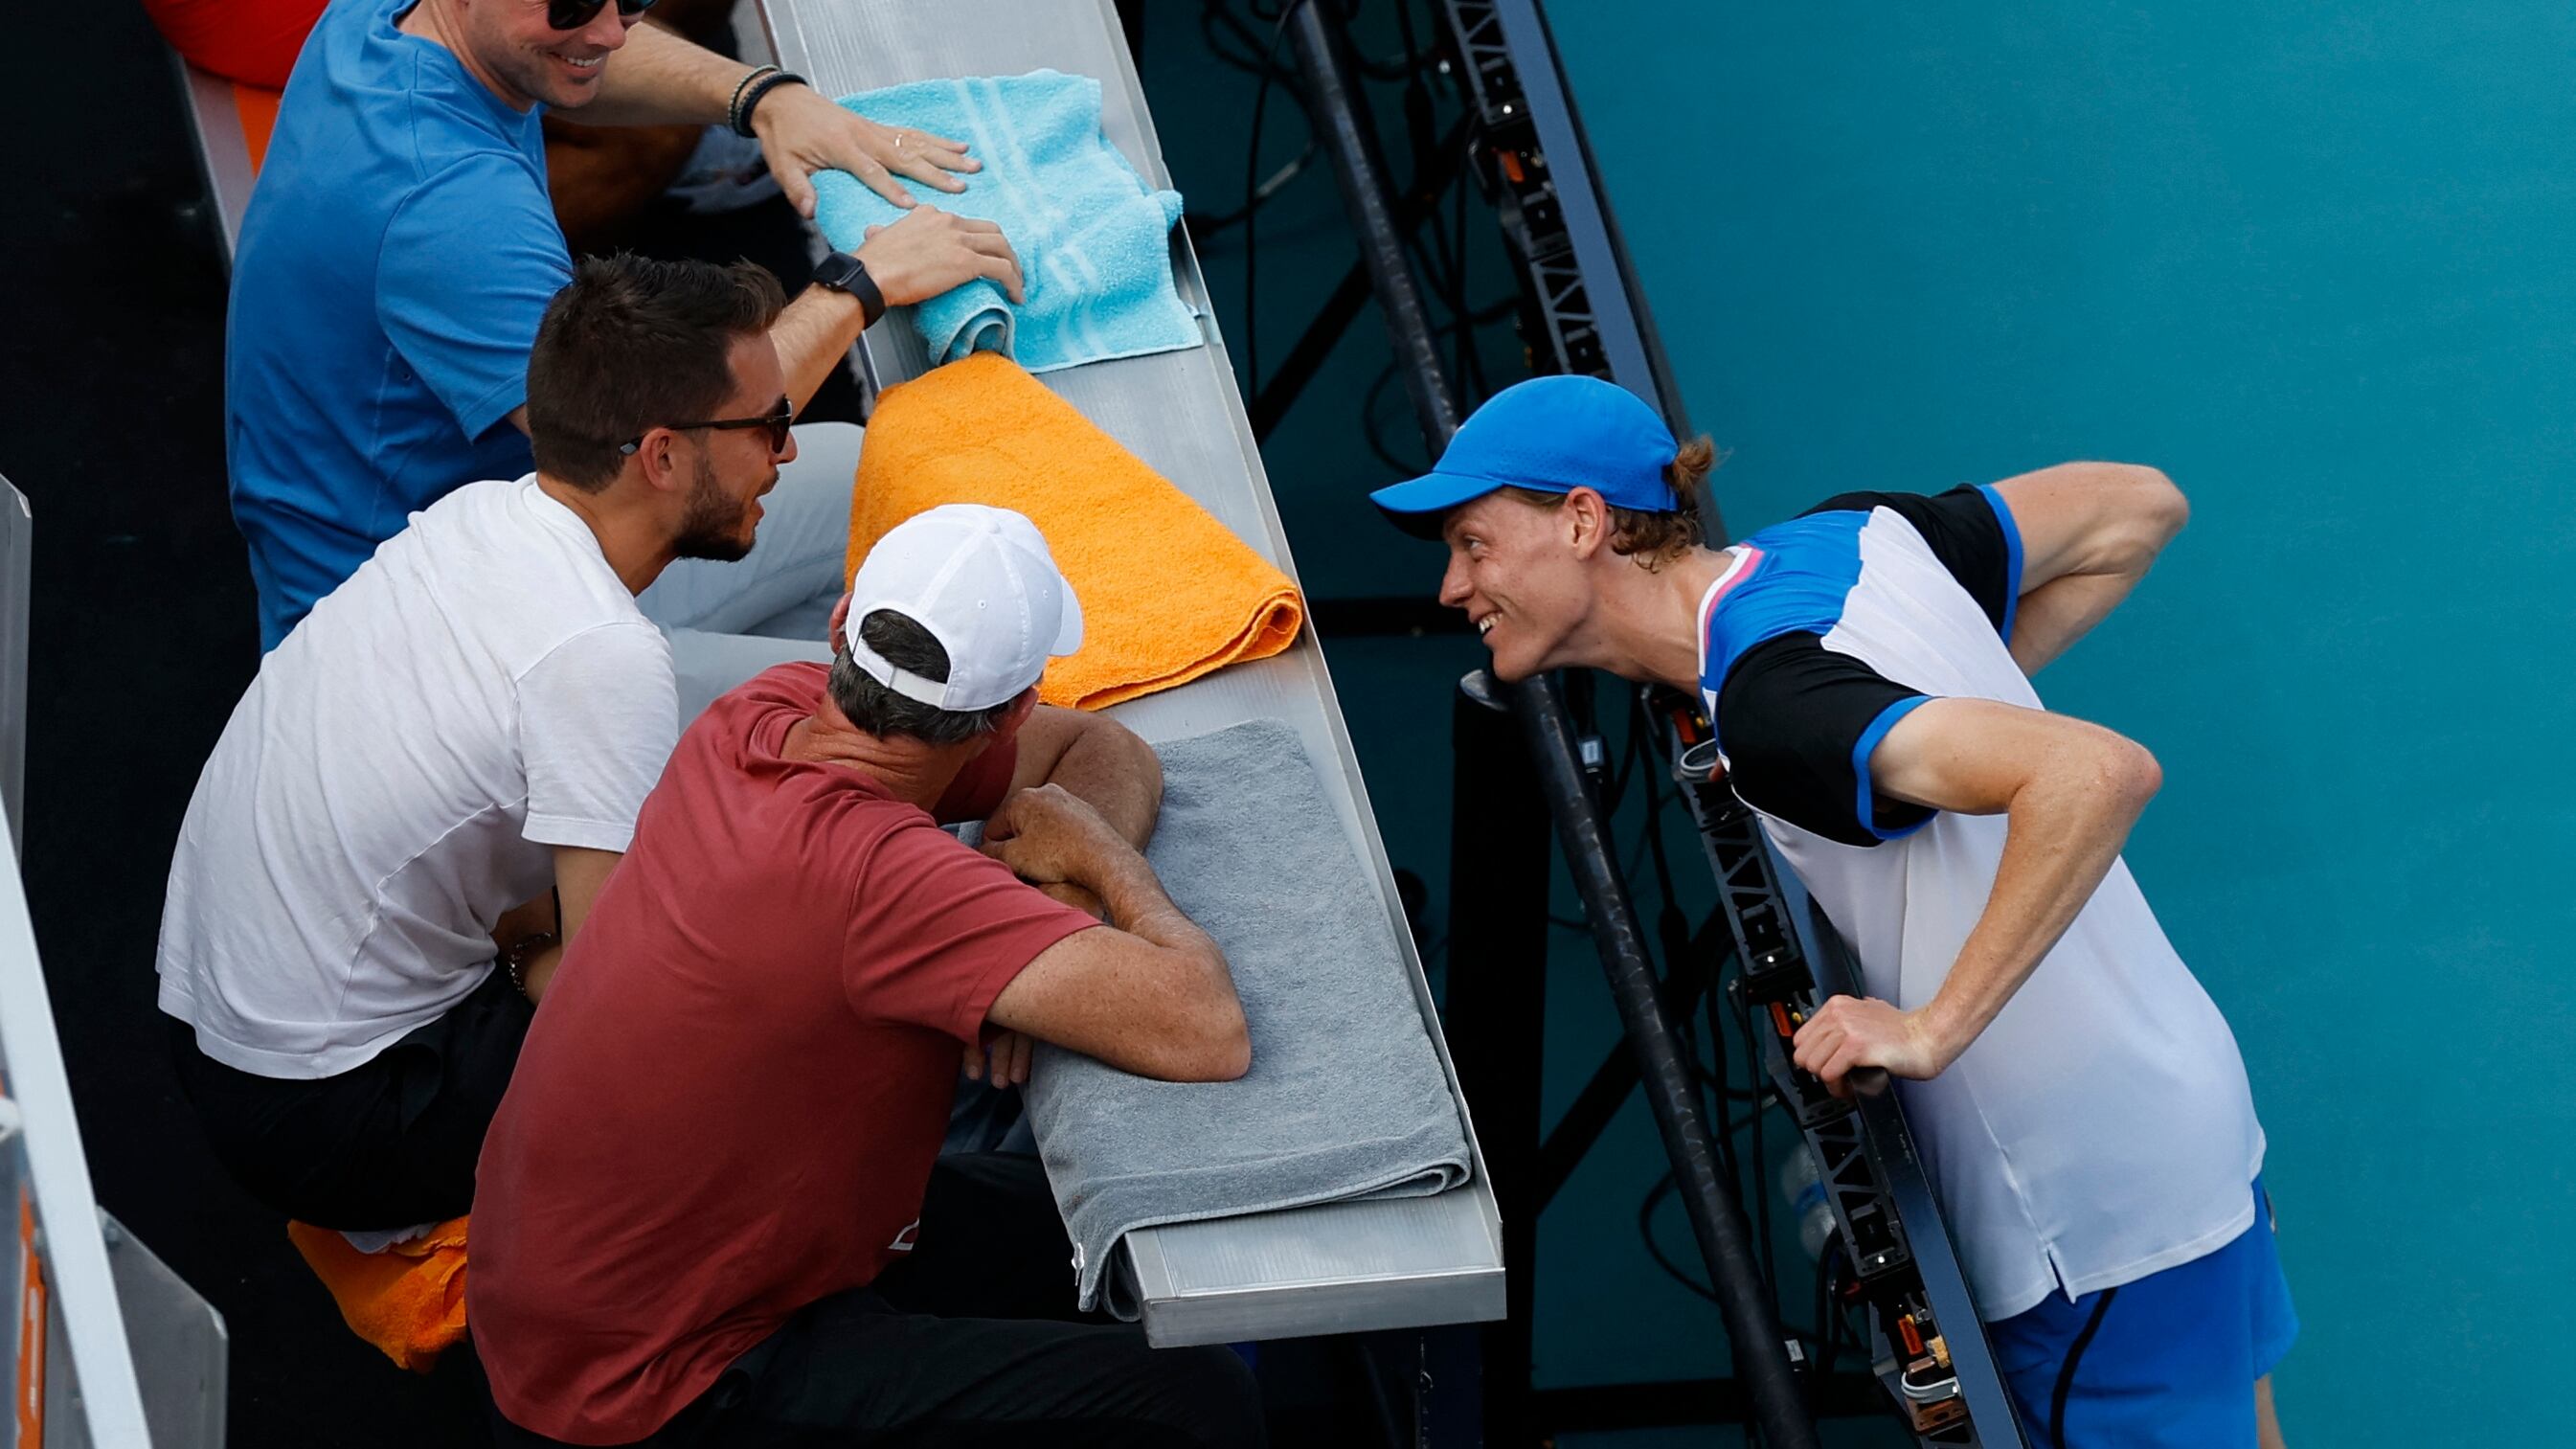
[{"left": 471, "top": 663, "right": 1096, "bottom": 1445}]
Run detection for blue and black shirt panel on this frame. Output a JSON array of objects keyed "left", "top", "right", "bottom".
[
  {"left": 1706, "top": 486, "right": 2022, "bottom": 849},
  {"left": 1798, "top": 485, "right": 2024, "bottom": 640}
]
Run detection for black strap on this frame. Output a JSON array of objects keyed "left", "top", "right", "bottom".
[
  {"left": 724, "top": 63, "right": 778, "bottom": 134},
  {"left": 2049, "top": 1284, "right": 2119, "bottom": 1446},
  {"left": 733, "top": 70, "right": 807, "bottom": 138}
]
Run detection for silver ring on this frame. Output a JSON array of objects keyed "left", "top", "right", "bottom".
[{"left": 893, "top": 132, "right": 909, "bottom": 152}]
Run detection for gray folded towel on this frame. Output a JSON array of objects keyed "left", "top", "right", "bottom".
[{"left": 1023, "top": 718, "right": 1472, "bottom": 1316}]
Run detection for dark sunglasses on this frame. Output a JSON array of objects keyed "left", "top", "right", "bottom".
[
  {"left": 548, "top": 0, "right": 658, "bottom": 32},
  {"left": 621, "top": 396, "right": 794, "bottom": 457}
]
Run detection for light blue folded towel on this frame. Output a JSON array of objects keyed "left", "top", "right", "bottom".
[
  {"left": 1021, "top": 718, "right": 1474, "bottom": 1316},
  {"left": 812, "top": 71, "right": 1202, "bottom": 374}
]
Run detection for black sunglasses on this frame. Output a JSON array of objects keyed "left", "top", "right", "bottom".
[
  {"left": 621, "top": 396, "right": 794, "bottom": 457},
  {"left": 548, "top": 0, "right": 658, "bottom": 32}
]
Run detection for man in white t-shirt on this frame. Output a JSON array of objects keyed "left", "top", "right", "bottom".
[
  {"left": 159, "top": 254, "right": 812, "bottom": 1233},
  {"left": 1373, "top": 376, "right": 2294, "bottom": 1449}
]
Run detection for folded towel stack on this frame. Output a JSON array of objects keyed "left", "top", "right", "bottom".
[
  {"left": 813, "top": 70, "right": 1200, "bottom": 374},
  {"left": 286, "top": 1216, "right": 470, "bottom": 1372},
  {"left": 847, "top": 352, "right": 1303, "bottom": 710},
  {"left": 1022, "top": 718, "right": 1473, "bottom": 1316}
]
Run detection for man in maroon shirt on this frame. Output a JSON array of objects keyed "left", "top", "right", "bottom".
[{"left": 472, "top": 505, "right": 1259, "bottom": 1447}]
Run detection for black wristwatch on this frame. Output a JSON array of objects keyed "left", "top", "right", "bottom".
[{"left": 812, "top": 250, "right": 887, "bottom": 328}]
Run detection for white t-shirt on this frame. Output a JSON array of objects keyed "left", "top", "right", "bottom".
[
  {"left": 1698, "top": 486, "right": 2265, "bottom": 1322},
  {"left": 159, "top": 477, "right": 678, "bottom": 1078}
]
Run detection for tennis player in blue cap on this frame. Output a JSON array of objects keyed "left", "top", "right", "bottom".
[{"left": 1374, "top": 374, "right": 2294, "bottom": 1449}]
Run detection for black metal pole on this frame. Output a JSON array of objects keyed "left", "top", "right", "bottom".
[
  {"left": 1249, "top": 114, "right": 1474, "bottom": 441},
  {"left": 1279, "top": 9, "right": 1819, "bottom": 1447},
  {"left": 1440, "top": 676, "right": 1550, "bottom": 1446},
  {"left": 1507, "top": 675, "right": 1815, "bottom": 1447},
  {"left": 1283, "top": 0, "right": 1462, "bottom": 437}
]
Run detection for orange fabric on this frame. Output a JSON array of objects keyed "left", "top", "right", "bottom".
[
  {"left": 846, "top": 353, "right": 1305, "bottom": 711},
  {"left": 234, "top": 83, "right": 283, "bottom": 172},
  {"left": 15, "top": 1192, "right": 45, "bottom": 1445},
  {"left": 286, "top": 1216, "right": 470, "bottom": 1373}
]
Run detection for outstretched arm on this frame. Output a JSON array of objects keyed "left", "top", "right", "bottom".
[
  {"left": 581, "top": 23, "right": 974, "bottom": 213},
  {"left": 764, "top": 209, "right": 1025, "bottom": 409},
  {"left": 1788, "top": 696, "right": 2161, "bottom": 1094},
  {"left": 1989, "top": 462, "right": 2189, "bottom": 673}
]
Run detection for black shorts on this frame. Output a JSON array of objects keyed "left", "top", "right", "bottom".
[
  {"left": 166, "top": 964, "right": 533, "bottom": 1231},
  {"left": 487, "top": 1154, "right": 1263, "bottom": 1449}
]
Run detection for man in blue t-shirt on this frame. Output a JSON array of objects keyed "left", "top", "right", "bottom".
[
  {"left": 1372, "top": 376, "right": 2293, "bottom": 1449},
  {"left": 231, "top": 0, "right": 1025, "bottom": 648}
]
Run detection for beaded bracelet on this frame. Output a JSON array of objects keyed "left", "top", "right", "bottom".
[
  {"left": 502, "top": 932, "right": 554, "bottom": 998},
  {"left": 733, "top": 70, "right": 808, "bottom": 138},
  {"left": 725, "top": 64, "right": 779, "bottom": 136}
]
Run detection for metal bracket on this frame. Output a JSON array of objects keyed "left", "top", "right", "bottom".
[{"left": 1662, "top": 699, "right": 2025, "bottom": 1447}]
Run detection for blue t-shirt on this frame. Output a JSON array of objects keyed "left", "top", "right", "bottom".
[{"left": 226, "top": 0, "right": 569, "bottom": 649}]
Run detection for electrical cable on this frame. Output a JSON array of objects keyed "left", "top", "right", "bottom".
[
  {"left": 1806, "top": 1252, "right": 1841, "bottom": 1417},
  {"left": 1237, "top": 0, "right": 1312, "bottom": 400},
  {"left": 1451, "top": 123, "right": 1486, "bottom": 397},
  {"left": 1227, "top": 0, "right": 1517, "bottom": 461},
  {"left": 1228, "top": 0, "right": 1467, "bottom": 393},
  {"left": 1190, "top": 148, "right": 1317, "bottom": 237},
  {"left": 1733, "top": 985, "right": 1779, "bottom": 1293},
  {"left": 1635, "top": 1147, "right": 1759, "bottom": 1308},
  {"left": 1188, "top": 1, "right": 1319, "bottom": 242},
  {"left": 1358, "top": 297, "right": 1514, "bottom": 473}
]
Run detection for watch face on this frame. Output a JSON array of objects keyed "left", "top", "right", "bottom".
[{"left": 820, "top": 253, "right": 864, "bottom": 288}]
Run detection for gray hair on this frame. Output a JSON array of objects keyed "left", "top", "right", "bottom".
[{"left": 828, "top": 610, "right": 1019, "bottom": 745}]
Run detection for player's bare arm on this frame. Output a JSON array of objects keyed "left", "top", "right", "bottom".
[{"left": 1789, "top": 697, "right": 2160, "bottom": 1094}]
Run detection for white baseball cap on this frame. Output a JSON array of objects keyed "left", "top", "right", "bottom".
[{"left": 842, "top": 504, "right": 1085, "bottom": 713}]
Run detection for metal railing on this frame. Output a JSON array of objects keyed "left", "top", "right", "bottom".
[{"left": 0, "top": 475, "right": 226, "bottom": 1448}]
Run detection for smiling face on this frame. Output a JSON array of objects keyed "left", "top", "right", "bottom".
[
  {"left": 457, "top": 0, "right": 635, "bottom": 111},
  {"left": 1435, "top": 490, "right": 1604, "bottom": 682}
]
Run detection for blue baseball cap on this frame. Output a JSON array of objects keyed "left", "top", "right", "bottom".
[{"left": 1370, "top": 374, "right": 1680, "bottom": 535}]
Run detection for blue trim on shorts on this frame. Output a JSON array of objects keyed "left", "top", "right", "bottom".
[{"left": 1989, "top": 1178, "right": 2297, "bottom": 1448}]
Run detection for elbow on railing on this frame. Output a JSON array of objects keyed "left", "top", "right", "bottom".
[
  {"left": 1200, "top": 1011, "right": 1254, "bottom": 1083},
  {"left": 1154, "top": 984, "right": 1252, "bottom": 1083}
]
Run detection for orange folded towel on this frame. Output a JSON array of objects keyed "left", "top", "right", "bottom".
[
  {"left": 846, "top": 352, "right": 1305, "bottom": 711},
  {"left": 286, "top": 1216, "right": 469, "bottom": 1373}
]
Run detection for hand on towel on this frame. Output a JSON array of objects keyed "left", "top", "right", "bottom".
[
  {"left": 855, "top": 209, "right": 1027, "bottom": 306},
  {"left": 749, "top": 81, "right": 981, "bottom": 216}
]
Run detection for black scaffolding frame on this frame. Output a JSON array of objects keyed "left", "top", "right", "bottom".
[{"left": 1264, "top": 2, "right": 2028, "bottom": 1443}]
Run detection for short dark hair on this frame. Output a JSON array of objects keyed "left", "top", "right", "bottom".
[
  {"left": 526, "top": 254, "right": 787, "bottom": 491},
  {"left": 828, "top": 610, "right": 1019, "bottom": 746},
  {"left": 1499, "top": 434, "right": 1725, "bottom": 569}
]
